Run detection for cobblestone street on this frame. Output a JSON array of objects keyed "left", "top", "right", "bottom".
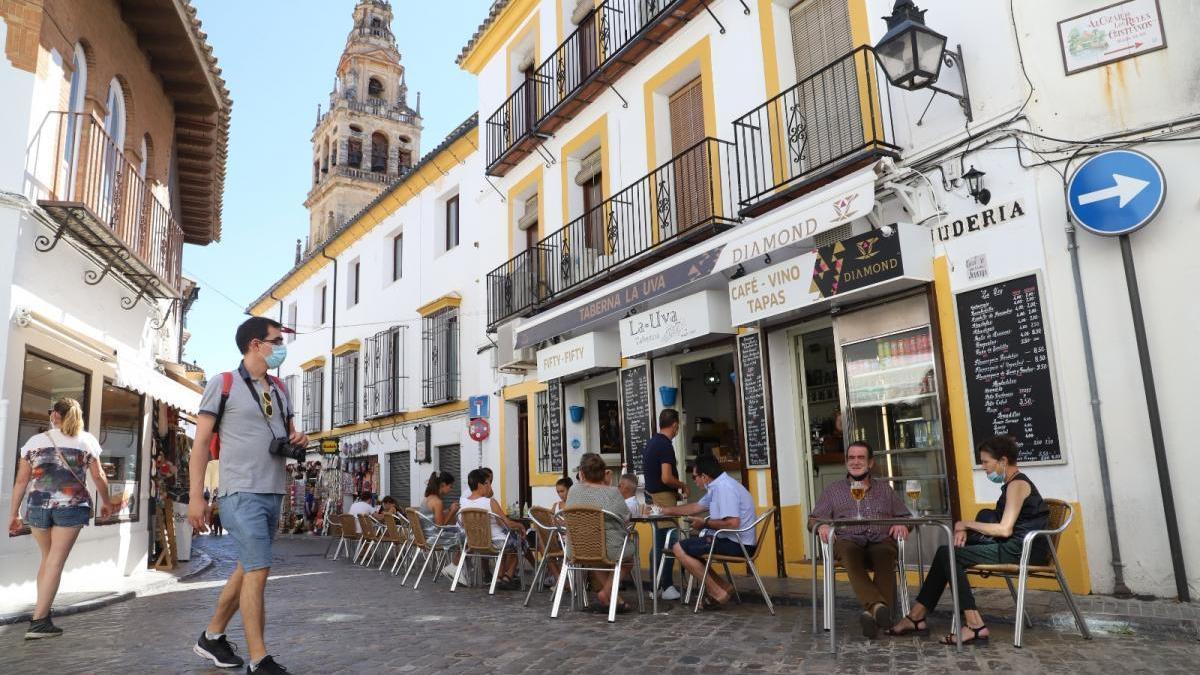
[{"left": 0, "top": 535, "right": 1196, "bottom": 674}]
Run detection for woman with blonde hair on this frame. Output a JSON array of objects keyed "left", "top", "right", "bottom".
[{"left": 8, "top": 397, "right": 116, "bottom": 639}]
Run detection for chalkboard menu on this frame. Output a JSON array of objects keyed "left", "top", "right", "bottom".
[
  {"left": 737, "top": 332, "right": 771, "bottom": 468},
  {"left": 619, "top": 364, "right": 653, "bottom": 474},
  {"left": 546, "top": 379, "right": 564, "bottom": 473},
  {"left": 956, "top": 274, "right": 1062, "bottom": 463}
]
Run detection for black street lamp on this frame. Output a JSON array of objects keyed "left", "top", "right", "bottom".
[
  {"left": 876, "top": 0, "right": 973, "bottom": 121},
  {"left": 963, "top": 166, "right": 990, "bottom": 205}
]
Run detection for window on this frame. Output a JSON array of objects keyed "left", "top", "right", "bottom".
[
  {"left": 422, "top": 308, "right": 459, "bottom": 406},
  {"left": 95, "top": 383, "right": 143, "bottom": 524},
  {"left": 348, "top": 260, "right": 360, "bottom": 307},
  {"left": 318, "top": 284, "right": 328, "bottom": 325},
  {"left": 16, "top": 352, "right": 90, "bottom": 461},
  {"left": 364, "top": 326, "right": 404, "bottom": 418},
  {"left": 332, "top": 351, "right": 358, "bottom": 427},
  {"left": 392, "top": 234, "right": 403, "bottom": 281},
  {"left": 100, "top": 78, "right": 126, "bottom": 219},
  {"left": 445, "top": 195, "right": 460, "bottom": 250},
  {"left": 398, "top": 149, "right": 412, "bottom": 171},
  {"left": 302, "top": 367, "right": 324, "bottom": 433},
  {"left": 286, "top": 303, "right": 297, "bottom": 342},
  {"left": 347, "top": 138, "right": 363, "bottom": 168},
  {"left": 63, "top": 44, "right": 88, "bottom": 183},
  {"left": 370, "top": 132, "right": 388, "bottom": 173},
  {"left": 536, "top": 390, "right": 553, "bottom": 473}
]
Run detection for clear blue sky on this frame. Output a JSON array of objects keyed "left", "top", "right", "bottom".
[{"left": 183, "top": 0, "right": 491, "bottom": 376}]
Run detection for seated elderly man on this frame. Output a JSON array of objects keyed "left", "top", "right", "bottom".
[
  {"left": 659, "top": 454, "right": 755, "bottom": 607},
  {"left": 809, "top": 440, "right": 911, "bottom": 638},
  {"left": 618, "top": 473, "right": 640, "bottom": 515}
]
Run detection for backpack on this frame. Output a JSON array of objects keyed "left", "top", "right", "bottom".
[{"left": 210, "top": 372, "right": 289, "bottom": 460}]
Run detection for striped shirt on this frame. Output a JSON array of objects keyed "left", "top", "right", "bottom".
[{"left": 810, "top": 476, "right": 911, "bottom": 546}]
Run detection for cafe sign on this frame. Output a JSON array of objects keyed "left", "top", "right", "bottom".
[
  {"left": 536, "top": 331, "right": 621, "bottom": 382},
  {"left": 619, "top": 290, "right": 734, "bottom": 357}
]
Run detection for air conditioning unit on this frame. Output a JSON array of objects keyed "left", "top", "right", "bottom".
[{"left": 496, "top": 322, "right": 536, "bottom": 374}]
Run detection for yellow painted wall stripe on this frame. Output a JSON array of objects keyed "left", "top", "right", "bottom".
[{"left": 416, "top": 293, "right": 463, "bottom": 317}]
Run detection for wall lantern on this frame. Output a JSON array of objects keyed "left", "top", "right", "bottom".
[
  {"left": 875, "top": 0, "right": 973, "bottom": 122},
  {"left": 703, "top": 361, "right": 722, "bottom": 396},
  {"left": 962, "top": 166, "right": 990, "bottom": 205}
]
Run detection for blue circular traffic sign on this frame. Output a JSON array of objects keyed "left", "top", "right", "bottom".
[{"left": 1067, "top": 149, "right": 1165, "bottom": 236}]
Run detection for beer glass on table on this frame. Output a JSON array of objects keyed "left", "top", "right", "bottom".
[
  {"left": 850, "top": 480, "right": 866, "bottom": 519},
  {"left": 905, "top": 480, "right": 922, "bottom": 514}
]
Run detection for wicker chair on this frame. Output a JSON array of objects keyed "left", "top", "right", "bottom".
[
  {"left": 387, "top": 511, "right": 416, "bottom": 576},
  {"left": 453, "top": 508, "right": 518, "bottom": 595},
  {"left": 682, "top": 508, "right": 777, "bottom": 615},
  {"left": 965, "top": 498, "right": 1091, "bottom": 647},
  {"left": 331, "top": 514, "right": 361, "bottom": 561},
  {"left": 322, "top": 515, "right": 343, "bottom": 559},
  {"left": 552, "top": 506, "right": 644, "bottom": 623},
  {"left": 356, "top": 514, "right": 383, "bottom": 566},
  {"left": 524, "top": 506, "right": 568, "bottom": 607},
  {"left": 402, "top": 508, "right": 460, "bottom": 588},
  {"left": 370, "top": 513, "right": 405, "bottom": 571}
]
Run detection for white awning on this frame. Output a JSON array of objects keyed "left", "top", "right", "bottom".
[{"left": 114, "top": 351, "right": 202, "bottom": 414}]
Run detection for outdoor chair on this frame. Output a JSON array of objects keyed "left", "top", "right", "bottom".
[
  {"left": 965, "top": 498, "right": 1092, "bottom": 647},
  {"left": 452, "top": 508, "right": 520, "bottom": 595},
  {"left": 552, "top": 506, "right": 644, "bottom": 623},
  {"left": 322, "top": 515, "right": 343, "bottom": 559},
  {"left": 682, "top": 507, "right": 777, "bottom": 615},
  {"left": 524, "top": 506, "right": 569, "bottom": 607},
  {"left": 331, "top": 513, "right": 361, "bottom": 561},
  {"left": 371, "top": 513, "right": 405, "bottom": 571},
  {"left": 387, "top": 511, "right": 417, "bottom": 576},
  {"left": 355, "top": 514, "right": 383, "bottom": 566},
  {"left": 402, "top": 508, "right": 460, "bottom": 588},
  {"left": 814, "top": 531, "right": 911, "bottom": 631}
]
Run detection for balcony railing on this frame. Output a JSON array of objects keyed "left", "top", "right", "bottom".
[
  {"left": 485, "top": 0, "right": 706, "bottom": 175},
  {"left": 733, "top": 46, "right": 900, "bottom": 215},
  {"left": 316, "top": 93, "right": 419, "bottom": 129},
  {"left": 332, "top": 164, "right": 394, "bottom": 184},
  {"left": 487, "top": 137, "right": 740, "bottom": 329},
  {"left": 30, "top": 112, "right": 184, "bottom": 300}
]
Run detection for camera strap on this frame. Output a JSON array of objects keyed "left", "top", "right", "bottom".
[{"left": 237, "top": 364, "right": 285, "bottom": 442}]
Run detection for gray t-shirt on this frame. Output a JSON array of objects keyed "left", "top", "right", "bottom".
[{"left": 199, "top": 364, "right": 293, "bottom": 496}]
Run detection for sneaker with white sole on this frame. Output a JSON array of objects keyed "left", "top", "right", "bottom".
[
  {"left": 660, "top": 586, "right": 681, "bottom": 601},
  {"left": 25, "top": 617, "right": 63, "bottom": 640},
  {"left": 194, "top": 630, "right": 245, "bottom": 669},
  {"left": 247, "top": 655, "right": 288, "bottom": 673},
  {"left": 442, "top": 563, "right": 469, "bottom": 586}
]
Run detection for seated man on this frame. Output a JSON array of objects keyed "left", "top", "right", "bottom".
[
  {"left": 618, "top": 473, "right": 640, "bottom": 515},
  {"left": 809, "top": 441, "right": 911, "bottom": 638},
  {"left": 661, "top": 454, "right": 756, "bottom": 607}
]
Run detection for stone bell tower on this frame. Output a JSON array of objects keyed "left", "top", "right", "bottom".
[{"left": 305, "top": 0, "right": 422, "bottom": 250}]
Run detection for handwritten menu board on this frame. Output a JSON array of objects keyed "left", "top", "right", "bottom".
[
  {"left": 546, "top": 379, "right": 564, "bottom": 473},
  {"left": 619, "top": 364, "right": 652, "bottom": 474},
  {"left": 737, "top": 332, "right": 772, "bottom": 469},
  {"left": 956, "top": 274, "right": 1062, "bottom": 463}
]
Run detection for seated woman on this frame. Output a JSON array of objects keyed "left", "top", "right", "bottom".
[
  {"left": 888, "top": 435, "right": 1050, "bottom": 645},
  {"left": 378, "top": 496, "right": 400, "bottom": 516},
  {"left": 564, "top": 453, "right": 633, "bottom": 613},
  {"left": 420, "top": 471, "right": 460, "bottom": 532},
  {"left": 459, "top": 469, "right": 526, "bottom": 590},
  {"left": 553, "top": 476, "right": 572, "bottom": 513}
]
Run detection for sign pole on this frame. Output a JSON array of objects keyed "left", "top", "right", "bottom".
[{"left": 1119, "top": 233, "right": 1189, "bottom": 602}]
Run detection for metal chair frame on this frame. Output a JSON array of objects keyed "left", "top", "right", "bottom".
[
  {"left": 356, "top": 514, "right": 385, "bottom": 566},
  {"left": 551, "top": 507, "right": 645, "bottom": 623},
  {"left": 815, "top": 534, "right": 911, "bottom": 630},
  {"left": 451, "top": 508, "right": 522, "bottom": 595},
  {"left": 523, "top": 507, "right": 574, "bottom": 607},
  {"left": 330, "top": 513, "right": 360, "bottom": 561},
  {"left": 402, "top": 508, "right": 461, "bottom": 588},
  {"left": 680, "top": 508, "right": 777, "bottom": 615}
]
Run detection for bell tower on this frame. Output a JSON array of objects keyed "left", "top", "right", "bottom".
[{"left": 305, "top": 0, "right": 422, "bottom": 250}]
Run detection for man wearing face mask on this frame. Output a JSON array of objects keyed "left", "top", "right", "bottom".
[
  {"left": 809, "top": 441, "right": 912, "bottom": 638},
  {"left": 187, "top": 317, "right": 307, "bottom": 674}
]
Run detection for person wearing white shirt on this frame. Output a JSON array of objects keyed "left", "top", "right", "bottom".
[
  {"left": 618, "top": 474, "right": 641, "bottom": 515},
  {"left": 348, "top": 493, "right": 378, "bottom": 532}
]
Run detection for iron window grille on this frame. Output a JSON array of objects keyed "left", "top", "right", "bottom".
[
  {"left": 422, "top": 307, "right": 459, "bottom": 406},
  {"left": 363, "top": 325, "right": 406, "bottom": 419},
  {"left": 302, "top": 367, "right": 324, "bottom": 434},
  {"left": 536, "top": 389, "right": 552, "bottom": 473},
  {"left": 332, "top": 351, "right": 358, "bottom": 427}
]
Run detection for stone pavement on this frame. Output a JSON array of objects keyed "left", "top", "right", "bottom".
[{"left": 0, "top": 534, "right": 1196, "bottom": 674}]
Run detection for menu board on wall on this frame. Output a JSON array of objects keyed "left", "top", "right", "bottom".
[
  {"left": 737, "top": 332, "right": 771, "bottom": 469},
  {"left": 956, "top": 274, "right": 1062, "bottom": 464},
  {"left": 546, "top": 379, "right": 564, "bottom": 473},
  {"left": 619, "top": 364, "right": 653, "bottom": 474}
]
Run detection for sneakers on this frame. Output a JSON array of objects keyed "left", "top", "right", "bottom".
[
  {"left": 442, "top": 563, "right": 469, "bottom": 586},
  {"left": 248, "top": 655, "right": 289, "bottom": 673},
  {"left": 25, "top": 617, "right": 63, "bottom": 640},
  {"left": 660, "top": 586, "right": 681, "bottom": 601},
  {"left": 194, "top": 631, "right": 245, "bottom": 669}
]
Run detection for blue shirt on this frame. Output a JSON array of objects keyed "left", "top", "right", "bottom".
[
  {"left": 642, "top": 433, "right": 677, "bottom": 494},
  {"left": 698, "top": 472, "right": 757, "bottom": 546}
]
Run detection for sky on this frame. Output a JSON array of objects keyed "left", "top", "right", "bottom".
[{"left": 183, "top": 0, "right": 492, "bottom": 376}]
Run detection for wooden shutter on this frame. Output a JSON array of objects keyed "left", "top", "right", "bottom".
[
  {"left": 789, "top": 0, "right": 852, "bottom": 79},
  {"left": 668, "top": 78, "right": 711, "bottom": 233},
  {"left": 787, "top": 0, "right": 858, "bottom": 169}
]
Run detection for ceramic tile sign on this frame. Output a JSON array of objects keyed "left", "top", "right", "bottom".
[{"left": 1058, "top": 0, "right": 1165, "bottom": 75}]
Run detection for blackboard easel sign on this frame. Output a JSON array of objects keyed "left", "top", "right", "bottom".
[
  {"left": 619, "top": 363, "right": 653, "bottom": 474},
  {"left": 546, "top": 379, "right": 564, "bottom": 474},
  {"left": 737, "top": 331, "right": 772, "bottom": 469},
  {"left": 955, "top": 273, "right": 1063, "bottom": 464}
]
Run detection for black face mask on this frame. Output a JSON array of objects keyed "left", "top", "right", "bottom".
[{"left": 848, "top": 470, "right": 871, "bottom": 482}]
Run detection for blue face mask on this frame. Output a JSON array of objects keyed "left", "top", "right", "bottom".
[
  {"left": 265, "top": 344, "right": 287, "bottom": 369},
  {"left": 986, "top": 470, "right": 1006, "bottom": 484}
]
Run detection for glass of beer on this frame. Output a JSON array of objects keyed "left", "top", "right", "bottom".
[
  {"left": 850, "top": 480, "right": 866, "bottom": 519},
  {"left": 905, "top": 480, "right": 922, "bottom": 513}
]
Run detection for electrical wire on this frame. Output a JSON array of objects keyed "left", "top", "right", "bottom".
[{"left": 182, "top": 267, "right": 253, "bottom": 313}]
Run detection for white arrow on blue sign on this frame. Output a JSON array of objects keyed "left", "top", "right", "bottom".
[{"left": 1067, "top": 149, "right": 1165, "bottom": 236}]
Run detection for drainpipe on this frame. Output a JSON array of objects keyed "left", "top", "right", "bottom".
[
  {"left": 320, "top": 248, "right": 338, "bottom": 429},
  {"left": 1061, "top": 158, "right": 1132, "bottom": 598}
]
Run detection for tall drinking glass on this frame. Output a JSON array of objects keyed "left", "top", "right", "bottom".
[
  {"left": 850, "top": 481, "right": 866, "bottom": 520},
  {"left": 905, "top": 480, "right": 922, "bottom": 514}
]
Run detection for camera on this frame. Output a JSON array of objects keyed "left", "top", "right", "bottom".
[{"left": 269, "top": 437, "right": 306, "bottom": 462}]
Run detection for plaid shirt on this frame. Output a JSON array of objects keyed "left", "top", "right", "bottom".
[{"left": 810, "top": 476, "right": 911, "bottom": 546}]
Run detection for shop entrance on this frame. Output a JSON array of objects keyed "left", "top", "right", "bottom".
[
  {"left": 792, "top": 325, "right": 845, "bottom": 511},
  {"left": 677, "top": 352, "right": 741, "bottom": 493},
  {"left": 583, "top": 380, "right": 622, "bottom": 478}
]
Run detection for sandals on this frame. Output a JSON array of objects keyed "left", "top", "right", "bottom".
[
  {"left": 885, "top": 613, "right": 930, "bottom": 636},
  {"left": 590, "top": 598, "right": 631, "bottom": 614},
  {"left": 942, "top": 624, "right": 989, "bottom": 646}
]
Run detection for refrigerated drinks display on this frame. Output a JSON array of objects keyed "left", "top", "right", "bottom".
[{"left": 842, "top": 326, "right": 950, "bottom": 516}]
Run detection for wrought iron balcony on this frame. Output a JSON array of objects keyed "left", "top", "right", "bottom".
[
  {"left": 485, "top": 0, "right": 709, "bottom": 176},
  {"left": 316, "top": 93, "right": 419, "bottom": 130},
  {"left": 30, "top": 112, "right": 184, "bottom": 308},
  {"left": 487, "top": 137, "right": 740, "bottom": 329},
  {"left": 733, "top": 46, "right": 901, "bottom": 216}
]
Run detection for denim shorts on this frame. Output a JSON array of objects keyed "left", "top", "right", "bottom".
[
  {"left": 25, "top": 505, "right": 91, "bottom": 529},
  {"left": 220, "top": 492, "right": 281, "bottom": 572},
  {"left": 678, "top": 535, "right": 756, "bottom": 559}
]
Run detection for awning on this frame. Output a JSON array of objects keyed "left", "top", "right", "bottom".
[{"left": 114, "top": 351, "right": 202, "bottom": 414}]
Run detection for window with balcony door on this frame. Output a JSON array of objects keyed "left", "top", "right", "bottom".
[
  {"left": 100, "top": 79, "right": 127, "bottom": 222},
  {"left": 62, "top": 44, "right": 88, "bottom": 194},
  {"left": 787, "top": 0, "right": 855, "bottom": 170},
  {"left": 667, "top": 76, "right": 711, "bottom": 235}
]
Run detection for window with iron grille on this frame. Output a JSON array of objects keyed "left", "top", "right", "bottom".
[
  {"left": 536, "top": 390, "right": 552, "bottom": 473},
  {"left": 363, "top": 325, "right": 405, "bottom": 419},
  {"left": 332, "top": 351, "right": 358, "bottom": 427},
  {"left": 302, "top": 367, "right": 324, "bottom": 433},
  {"left": 421, "top": 307, "right": 459, "bottom": 406}
]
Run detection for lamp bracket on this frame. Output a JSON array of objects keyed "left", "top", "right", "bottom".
[{"left": 927, "top": 44, "right": 972, "bottom": 122}]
